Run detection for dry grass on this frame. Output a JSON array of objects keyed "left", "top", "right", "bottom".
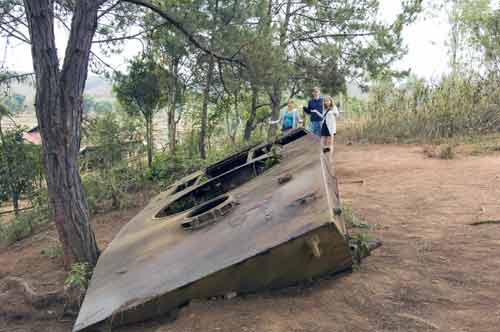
[{"left": 340, "top": 75, "right": 500, "bottom": 145}]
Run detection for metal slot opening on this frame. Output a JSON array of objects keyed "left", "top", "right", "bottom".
[
  {"left": 275, "top": 128, "right": 308, "bottom": 145},
  {"left": 181, "top": 195, "right": 236, "bottom": 230},
  {"left": 154, "top": 157, "right": 275, "bottom": 219}
]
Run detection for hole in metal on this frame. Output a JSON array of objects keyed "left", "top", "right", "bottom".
[
  {"left": 154, "top": 156, "right": 275, "bottom": 219},
  {"left": 181, "top": 195, "right": 236, "bottom": 230}
]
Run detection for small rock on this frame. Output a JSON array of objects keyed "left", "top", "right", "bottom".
[
  {"left": 277, "top": 173, "right": 292, "bottom": 184},
  {"left": 225, "top": 291, "right": 237, "bottom": 300}
]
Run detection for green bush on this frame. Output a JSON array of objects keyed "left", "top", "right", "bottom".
[
  {"left": 65, "top": 262, "right": 92, "bottom": 290},
  {"left": 149, "top": 151, "right": 205, "bottom": 188},
  {"left": 83, "top": 164, "right": 150, "bottom": 214},
  {"left": 0, "top": 188, "right": 51, "bottom": 246}
]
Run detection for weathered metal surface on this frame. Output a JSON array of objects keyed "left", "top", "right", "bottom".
[{"left": 73, "top": 129, "right": 351, "bottom": 332}]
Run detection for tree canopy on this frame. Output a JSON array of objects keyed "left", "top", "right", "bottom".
[{"left": 0, "top": 0, "right": 423, "bottom": 266}]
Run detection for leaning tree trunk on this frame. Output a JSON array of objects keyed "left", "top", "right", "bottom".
[
  {"left": 167, "top": 105, "right": 177, "bottom": 154},
  {"left": 24, "top": 0, "right": 100, "bottom": 267},
  {"left": 167, "top": 61, "right": 179, "bottom": 154},
  {"left": 199, "top": 56, "right": 214, "bottom": 159},
  {"left": 268, "top": 82, "right": 282, "bottom": 137},
  {"left": 268, "top": 0, "right": 291, "bottom": 138},
  {"left": 145, "top": 112, "right": 154, "bottom": 168},
  {"left": 243, "top": 86, "right": 259, "bottom": 141}
]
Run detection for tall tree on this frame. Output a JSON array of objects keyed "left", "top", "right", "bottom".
[
  {"left": 114, "top": 55, "right": 164, "bottom": 168},
  {"left": 260, "top": 0, "right": 423, "bottom": 135},
  {"left": 0, "top": 0, "right": 242, "bottom": 267}
]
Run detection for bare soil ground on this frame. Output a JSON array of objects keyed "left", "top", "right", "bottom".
[{"left": 1, "top": 143, "right": 499, "bottom": 332}]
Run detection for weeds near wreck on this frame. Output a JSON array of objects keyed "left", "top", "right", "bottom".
[
  {"left": 342, "top": 204, "right": 371, "bottom": 229},
  {"left": 65, "top": 262, "right": 92, "bottom": 290},
  {"left": 264, "top": 145, "right": 282, "bottom": 169}
]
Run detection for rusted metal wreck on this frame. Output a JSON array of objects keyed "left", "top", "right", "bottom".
[{"left": 74, "top": 128, "right": 373, "bottom": 332}]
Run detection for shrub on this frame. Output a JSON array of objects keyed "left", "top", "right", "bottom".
[
  {"left": 149, "top": 151, "right": 206, "bottom": 188},
  {"left": 65, "top": 262, "right": 92, "bottom": 290},
  {"left": 83, "top": 163, "right": 150, "bottom": 214},
  {"left": 439, "top": 145, "right": 455, "bottom": 159},
  {"left": 0, "top": 188, "right": 51, "bottom": 246}
]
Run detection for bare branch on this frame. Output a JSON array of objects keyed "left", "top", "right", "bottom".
[
  {"left": 0, "top": 18, "right": 30, "bottom": 44},
  {"left": 92, "top": 22, "right": 167, "bottom": 43},
  {"left": 288, "top": 32, "right": 377, "bottom": 45},
  {"left": 97, "top": 0, "right": 121, "bottom": 20},
  {"left": 0, "top": 72, "right": 35, "bottom": 84}
]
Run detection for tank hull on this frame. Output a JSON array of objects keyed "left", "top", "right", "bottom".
[{"left": 73, "top": 129, "right": 351, "bottom": 331}]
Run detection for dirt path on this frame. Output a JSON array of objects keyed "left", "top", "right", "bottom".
[{"left": 2, "top": 144, "right": 500, "bottom": 332}]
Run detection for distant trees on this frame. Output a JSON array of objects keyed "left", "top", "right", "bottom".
[
  {"left": 446, "top": 0, "right": 499, "bottom": 74},
  {"left": 3, "top": 94, "right": 26, "bottom": 113},
  {"left": 0, "top": 104, "right": 42, "bottom": 214},
  {"left": 83, "top": 96, "right": 113, "bottom": 113},
  {"left": 0, "top": 0, "right": 423, "bottom": 267},
  {"left": 114, "top": 55, "right": 164, "bottom": 168}
]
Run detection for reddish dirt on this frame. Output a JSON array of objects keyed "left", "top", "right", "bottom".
[{"left": 1, "top": 144, "right": 500, "bottom": 332}]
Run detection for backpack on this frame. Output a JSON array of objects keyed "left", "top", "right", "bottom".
[{"left": 282, "top": 111, "right": 294, "bottom": 130}]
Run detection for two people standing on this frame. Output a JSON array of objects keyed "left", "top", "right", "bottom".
[{"left": 303, "top": 87, "right": 339, "bottom": 153}]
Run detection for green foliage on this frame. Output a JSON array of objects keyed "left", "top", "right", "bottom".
[
  {"left": 83, "top": 164, "right": 149, "bottom": 214},
  {"left": 65, "top": 262, "right": 92, "bottom": 290},
  {"left": 264, "top": 145, "right": 282, "bottom": 169},
  {"left": 0, "top": 195, "right": 50, "bottom": 246},
  {"left": 342, "top": 204, "right": 372, "bottom": 229},
  {"left": 2, "top": 94, "right": 26, "bottom": 113},
  {"left": 81, "top": 110, "right": 151, "bottom": 214},
  {"left": 0, "top": 214, "right": 33, "bottom": 244},
  {"left": 114, "top": 54, "right": 165, "bottom": 167},
  {"left": 82, "top": 111, "right": 144, "bottom": 170},
  {"left": 449, "top": 0, "right": 500, "bottom": 72},
  {"left": 114, "top": 55, "right": 164, "bottom": 116},
  {"left": 0, "top": 126, "right": 44, "bottom": 207},
  {"left": 149, "top": 150, "right": 206, "bottom": 189}
]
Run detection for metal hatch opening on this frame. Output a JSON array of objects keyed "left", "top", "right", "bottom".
[
  {"left": 181, "top": 195, "right": 236, "bottom": 230},
  {"left": 154, "top": 156, "right": 276, "bottom": 219}
]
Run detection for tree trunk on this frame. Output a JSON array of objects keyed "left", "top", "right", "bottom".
[
  {"left": 268, "top": 83, "right": 282, "bottom": 137},
  {"left": 199, "top": 56, "right": 214, "bottom": 159},
  {"left": 145, "top": 113, "right": 153, "bottom": 168},
  {"left": 168, "top": 62, "right": 178, "bottom": 154},
  {"left": 243, "top": 86, "right": 259, "bottom": 141},
  {"left": 167, "top": 106, "right": 176, "bottom": 154},
  {"left": 268, "top": 0, "right": 291, "bottom": 138},
  {"left": 24, "top": 0, "right": 100, "bottom": 267}
]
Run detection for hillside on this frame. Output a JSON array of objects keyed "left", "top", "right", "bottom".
[{"left": 1, "top": 75, "right": 114, "bottom": 130}]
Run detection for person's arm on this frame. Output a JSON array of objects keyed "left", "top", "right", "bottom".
[
  {"left": 296, "top": 110, "right": 303, "bottom": 125},
  {"left": 303, "top": 100, "right": 311, "bottom": 114},
  {"left": 269, "top": 108, "right": 284, "bottom": 124},
  {"left": 333, "top": 106, "right": 340, "bottom": 117}
]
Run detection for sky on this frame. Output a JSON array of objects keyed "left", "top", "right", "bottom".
[{"left": 0, "top": 0, "right": 451, "bottom": 81}]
